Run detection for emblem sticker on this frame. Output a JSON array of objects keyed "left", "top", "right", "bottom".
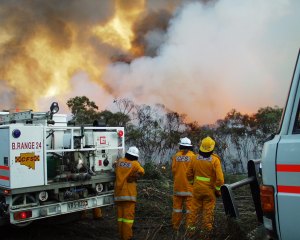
[{"left": 15, "top": 152, "right": 40, "bottom": 170}]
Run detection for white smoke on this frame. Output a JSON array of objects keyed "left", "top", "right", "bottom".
[{"left": 103, "top": 0, "right": 300, "bottom": 124}]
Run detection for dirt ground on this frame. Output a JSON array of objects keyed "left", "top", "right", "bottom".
[
  {"left": 1, "top": 208, "right": 119, "bottom": 240},
  {"left": 1, "top": 180, "right": 263, "bottom": 240}
]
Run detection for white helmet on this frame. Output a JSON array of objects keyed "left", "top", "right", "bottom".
[
  {"left": 179, "top": 137, "right": 192, "bottom": 146},
  {"left": 127, "top": 146, "right": 139, "bottom": 157}
]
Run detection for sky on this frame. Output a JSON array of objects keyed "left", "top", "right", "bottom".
[{"left": 1, "top": 0, "right": 299, "bottom": 124}]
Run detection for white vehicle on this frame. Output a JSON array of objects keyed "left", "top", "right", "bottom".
[
  {"left": 260, "top": 50, "right": 300, "bottom": 240},
  {"left": 0, "top": 102, "right": 124, "bottom": 226}
]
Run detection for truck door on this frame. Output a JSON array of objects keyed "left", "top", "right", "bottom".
[{"left": 276, "top": 51, "right": 300, "bottom": 240}]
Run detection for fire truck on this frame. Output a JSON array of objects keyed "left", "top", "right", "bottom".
[
  {"left": 222, "top": 50, "right": 300, "bottom": 240},
  {"left": 0, "top": 103, "right": 124, "bottom": 226},
  {"left": 259, "top": 50, "right": 300, "bottom": 240}
]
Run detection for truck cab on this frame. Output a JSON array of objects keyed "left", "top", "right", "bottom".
[{"left": 261, "top": 50, "right": 300, "bottom": 240}]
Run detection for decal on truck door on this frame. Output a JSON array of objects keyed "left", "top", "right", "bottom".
[{"left": 15, "top": 152, "right": 40, "bottom": 170}]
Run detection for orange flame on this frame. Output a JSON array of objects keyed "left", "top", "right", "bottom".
[{"left": 0, "top": 0, "right": 146, "bottom": 110}]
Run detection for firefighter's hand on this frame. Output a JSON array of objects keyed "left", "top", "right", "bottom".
[
  {"left": 112, "top": 160, "right": 118, "bottom": 168},
  {"left": 127, "top": 176, "right": 137, "bottom": 183},
  {"left": 127, "top": 172, "right": 141, "bottom": 183},
  {"left": 215, "top": 190, "right": 221, "bottom": 198}
]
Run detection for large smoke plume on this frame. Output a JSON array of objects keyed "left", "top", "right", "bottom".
[{"left": 103, "top": 0, "right": 300, "bottom": 123}]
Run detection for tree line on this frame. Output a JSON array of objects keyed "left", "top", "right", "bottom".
[{"left": 67, "top": 96, "right": 282, "bottom": 173}]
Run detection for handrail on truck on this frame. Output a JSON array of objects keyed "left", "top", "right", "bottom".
[{"left": 221, "top": 159, "right": 263, "bottom": 223}]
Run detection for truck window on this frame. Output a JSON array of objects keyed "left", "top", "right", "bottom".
[{"left": 293, "top": 99, "right": 300, "bottom": 133}]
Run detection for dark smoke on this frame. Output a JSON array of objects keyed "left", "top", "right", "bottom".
[
  {"left": 131, "top": 10, "right": 172, "bottom": 57},
  {"left": 131, "top": 0, "right": 217, "bottom": 57}
]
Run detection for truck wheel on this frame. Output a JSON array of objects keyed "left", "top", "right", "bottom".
[
  {"left": 11, "top": 194, "right": 37, "bottom": 227},
  {"left": 12, "top": 194, "right": 37, "bottom": 206}
]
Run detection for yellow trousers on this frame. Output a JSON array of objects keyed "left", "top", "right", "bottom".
[
  {"left": 188, "top": 188, "right": 216, "bottom": 231},
  {"left": 116, "top": 201, "right": 135, "bottom": 240},
  {"left": 172, "top": 195, "right": 192, "bottom": 230}
]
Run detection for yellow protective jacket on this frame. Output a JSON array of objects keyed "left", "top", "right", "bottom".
[
  {"left": 172, "top": 150, "right": 195, "bottom": 196},
  {"left": 114, "top": 157, "right": 145, "bottom": 202},
  {"left": 186, "top": 153, "right": 224, "bottom": 195}
]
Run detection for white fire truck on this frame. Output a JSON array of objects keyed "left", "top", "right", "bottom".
[
  {"left": 0, "top": 103, "right": 124, "bottom": 226},
  {"left": 259, "top": 49, "right": 300, "bottom": 240},
  {"left": 221, "top": 50, "right": 300, "bottom": 240}
]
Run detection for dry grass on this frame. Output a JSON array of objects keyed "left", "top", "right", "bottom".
[
  {"left": 1, "top": 174, "right": 265, "bottom": 240},
  {"left": 133, "top": 177, "right": 264, "bottom": 240}
]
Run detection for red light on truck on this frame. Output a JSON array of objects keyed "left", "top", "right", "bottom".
[
  {"left": 260, "top": 185, "right": 275, "bottom": 213},
  {"left": 14, "top": 211, "right": 32, "bottom": 220},
  {"left": 4, "top": 189, "right": 10, "bottom": 195},
  {"left": 118, "top": 130, "right": 123, "bottom": 138}
]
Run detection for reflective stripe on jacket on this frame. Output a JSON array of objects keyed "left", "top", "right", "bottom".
[
  {"left": 196, "top": 176, "right": 210, "bottom": 182},
  {"left": 172, "top": 150, "right": 195, "bottom": 196},
  {"left": 114, "top": 157, "right": 145, "bottom": 202},
  {"left": 186, "top": 154, "right": 224, "bottom": 194}
]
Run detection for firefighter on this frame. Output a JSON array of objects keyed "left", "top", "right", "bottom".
[
  {"left": 186, "top": 136, "right": 224, "bottom": 236},
  {"left": 114, "top": 146, "right": 145, "bottom": 240},
  {"left": 171, "top": 137, "right": 195, "bottom": 231}
]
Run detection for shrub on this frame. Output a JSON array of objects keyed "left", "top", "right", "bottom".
[{"left": 143, "top": 162, "right": 165, "bottom": 180}]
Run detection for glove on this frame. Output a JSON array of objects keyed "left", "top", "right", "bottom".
[{"left": 215, "top": 190, "right": 221, "bottom": 198}]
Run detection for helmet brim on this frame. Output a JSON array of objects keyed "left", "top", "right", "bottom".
[
  {"left": 126, "top": 152, "right": 139, "bottom": 157},
  {"left": 179, "top": 143, "right": 192, "bottom": 147},
  {"left": 199, "top": 145, "right": 214, "bottom": 152}
]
